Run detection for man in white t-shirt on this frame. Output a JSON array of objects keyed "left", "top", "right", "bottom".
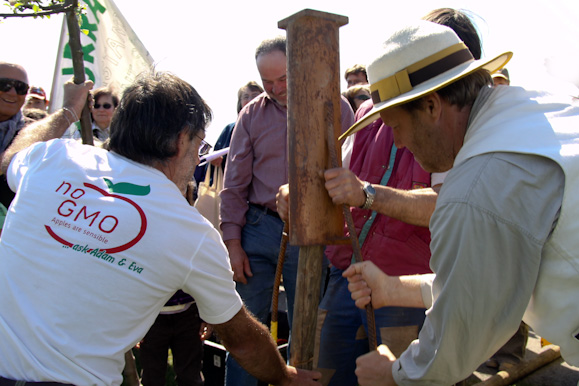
[{"left": 0, "top": 73, "right": 321, "bottom": 386}]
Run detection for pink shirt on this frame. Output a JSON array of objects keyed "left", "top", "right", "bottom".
[{"left": 220, "top": 93, "right": 354, "bottom": 241}]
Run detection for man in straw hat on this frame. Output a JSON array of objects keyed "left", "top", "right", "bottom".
[{"left": 342, "top": 20, "right": 578, "bottom": 385}]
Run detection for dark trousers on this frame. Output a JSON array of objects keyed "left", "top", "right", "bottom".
[
  {"left": 140, "top": 304, "right": 204, "bottom": 386},
  {"left": 491, "top": 321, "right": 529, "bottom": 363},
  {"left": 0, "top": 377, "right": 73, "bottom": 386}
]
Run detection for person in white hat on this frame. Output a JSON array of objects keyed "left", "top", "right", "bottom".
[
  {"left": 23, "top": 86, "right": 49, "bottom": 112},
  {"left": 491, "top": 68, "right": 510, "bottom": 86},
  {"left": 341, "top": 20, "right": 578, "bottom": 385}
]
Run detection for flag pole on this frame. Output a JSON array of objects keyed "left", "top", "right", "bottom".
[{"left": 64, "top": 0, "right": 93, "bottom": 146}]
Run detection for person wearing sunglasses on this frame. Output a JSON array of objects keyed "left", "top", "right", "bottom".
[
  {"left": 0, "top": 61, "right": 30, "bottom": 235},
  {"left": 89, "top": 86, "right": 119, "bottom": 143},
  {"left": 70, "top": 86, "right": 119, "bottom": 144},
  {"left": 0, "top": 62, "right": 29, "bottom": 150},
  {"left": 342, "top": 84, "right": 371, "bottom": 113}
]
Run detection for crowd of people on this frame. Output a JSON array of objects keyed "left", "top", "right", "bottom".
[{"left": 0, "top": 6, "right": 577, "bottom": 386}]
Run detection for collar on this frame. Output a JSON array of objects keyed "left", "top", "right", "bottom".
[{"left": 466, "top": 86, "right": 496, "bottom": 132}]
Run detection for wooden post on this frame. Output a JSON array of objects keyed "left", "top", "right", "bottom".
[
  {"left": 278, "top": 9, "right": 348, "bottom": 370},
  {"left": 279, "top": 9, "right": 348, "bottom": 247}
]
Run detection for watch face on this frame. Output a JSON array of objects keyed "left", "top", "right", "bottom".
[{"left": 366, "top": 184, "right": 376, "bottom": 195}]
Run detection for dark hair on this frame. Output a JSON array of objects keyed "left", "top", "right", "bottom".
[
  {"left": 344, "top": 64, "right": 368, "bottom": 82},
  {"left": 255, "top": 36, "right": 286, "bottom": 60},
  {"left": 422, "top": 8, "right": 482, "bottom": 60},
  {"left": 92, "top": 86, "right": 120, "bottom": 108},
  {"left": 108, "top": 70, "right": 212, "bottom": 166},
  {"left": 236, "top": 81, "right": 264, "bottom": 113},
  {"left": 91, "top": 87, "right": 120, "bottom": 124},
  {"left": 402, "top": 69, "right": 492, "bottom": 113}
]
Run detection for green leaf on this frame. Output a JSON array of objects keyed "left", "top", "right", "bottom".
[{"left": 104, "top": 179, "right": 151, "bottom": 196}]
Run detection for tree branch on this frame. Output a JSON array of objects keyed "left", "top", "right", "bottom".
[{"left": 0, "top": 3, "right": 73, "bottom": 18}]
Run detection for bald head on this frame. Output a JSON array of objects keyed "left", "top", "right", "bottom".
[
  {"left": 0, "top": 62, "right": 29, "bottom": 122},
  {"left": 0, "top": 62, "right": 28, "bottom": 83}
]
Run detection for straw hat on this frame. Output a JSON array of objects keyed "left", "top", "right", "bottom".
[{"left": 339, "top": 21, "right": 512, "bottom": 140}]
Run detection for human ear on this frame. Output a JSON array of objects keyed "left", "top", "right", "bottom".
[
  {"left": 424, "top": 92, "right": 442, "bottom": 121},
  {"left": 175, "top": 130, "right": 190, "bottom": 157}
]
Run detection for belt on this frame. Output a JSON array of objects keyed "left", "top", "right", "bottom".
[
  {"left": 0, "top": 377, "right": 74, "bottom": 386},
  {"left": 249, "top": 203, "right": 280, "bottom": 220}
]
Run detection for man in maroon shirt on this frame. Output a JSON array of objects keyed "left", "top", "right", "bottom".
[{"left": 220, "top": 35, "right": 354, "bottom": 386}]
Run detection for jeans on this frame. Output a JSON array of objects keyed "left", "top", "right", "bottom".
[
  {"left": 225, "top": 205, "right": 300, "bottom": 386},
  {"left": 316, "top": 267, "right": 426, "bottom": 386}
]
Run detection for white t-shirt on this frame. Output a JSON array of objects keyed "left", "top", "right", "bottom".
[{"left": 0, "top": 139, "right": 242, "bottom": 385}]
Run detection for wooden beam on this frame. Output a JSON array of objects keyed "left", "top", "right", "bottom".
[
  {"left": 279, "top": 9, "right": 348, "bottom": 247},
  {"left": 278, "top": 9, "right": 349, "bottom": 371}
]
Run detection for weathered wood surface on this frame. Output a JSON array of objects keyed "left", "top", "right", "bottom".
[
  {"left": 278, "top": 9, "right": 349, "bottom": 371},
  {"left": 279, "top": 9, "right": 348, "bottom": 247}
]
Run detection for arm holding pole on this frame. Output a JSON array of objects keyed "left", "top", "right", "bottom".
[{"left": 1, "top": 78, "right": 93, "bottom": 175}]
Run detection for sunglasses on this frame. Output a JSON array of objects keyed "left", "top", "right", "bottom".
[
  {"left": 355, "top": 94, "right": 371, "bottom": 101},
  {"left": 0, "top": 78, "right": 29, "bottom": 95},
  {"left": 94, "top": 103, "right": 113, "bottom": 109},
  {"left": 197, "top": 135, "right": 212, "bottom": 157}
]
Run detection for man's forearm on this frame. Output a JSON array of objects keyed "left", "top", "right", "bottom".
[
  {"left": 386, "top": 274, "right": 430, "bottom": 309},
  {"left": 371, "top": 186, "right": 437, "bottom": 227},
  {"left": 1, "top": 78, "right": 92, "bottom": 175},
  {"left": 214, "top": 307, "right": 290, "bottom": 385},
  {"left": 1, "top": 108, "right": 76, "bottom": 175}
]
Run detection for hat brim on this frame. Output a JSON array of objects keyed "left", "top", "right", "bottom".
[{"left": 339, "top": 51, "right": 513, "bottom": 140}]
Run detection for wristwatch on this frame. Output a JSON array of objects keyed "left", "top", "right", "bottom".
[{"left": 360, "top": 181, "right": 376, "bottom": 210}]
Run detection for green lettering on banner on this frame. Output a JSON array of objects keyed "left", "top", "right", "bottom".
[
  {"left": 64, "top": 43, "right": 96, "bottom": 64},
  {"left": 59, "top": 0, "right": 105, "bottom": 83},
  {"left": 62, "top": 66, "right": 96, "bottom": 83},
  {"left": 80, "top": 13, "right": 99, "bottom": 42},
  {"left": 62, "top": 43, "right": 96, "bottom": 82},
  {"left": 84, "top": 0, "right": 107, "bottom": 24}
]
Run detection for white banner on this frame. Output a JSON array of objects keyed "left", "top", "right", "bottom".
[{"left": 49, "top": 0, "right": 154, "bottom": 112}]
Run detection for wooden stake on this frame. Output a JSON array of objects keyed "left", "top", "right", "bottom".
[
  {"left": 278, "top": 9, "right": 349, "bottom": 371},
  {"left": 290, "top": 245, "right": 325, "bottom": 369},
  {"left": 279, "top": 9, "right": 348, "bottom": 247}
]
